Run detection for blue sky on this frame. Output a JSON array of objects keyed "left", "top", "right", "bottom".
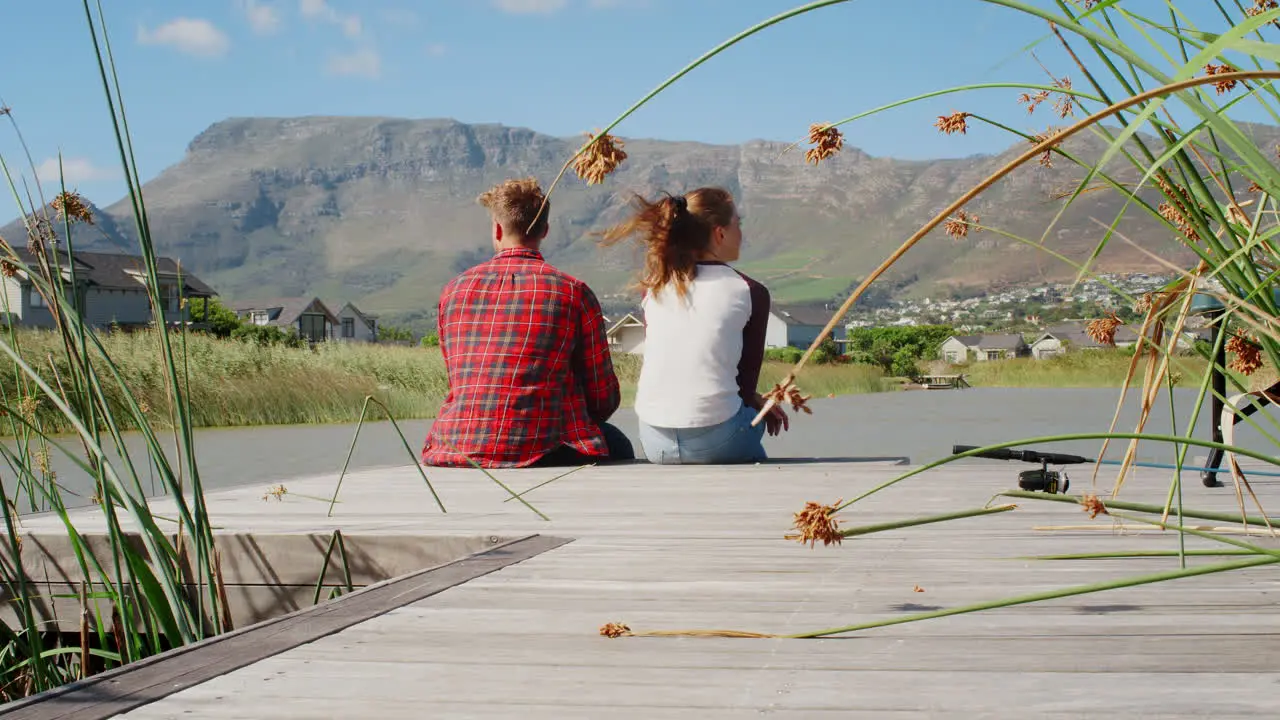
[{"left": 0, "top": 0, "right": 1268, "bottom": 208}]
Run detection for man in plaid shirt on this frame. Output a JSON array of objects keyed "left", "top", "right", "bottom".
[{"left": 422, "top": 178, "right": 634, "bottom": 468}]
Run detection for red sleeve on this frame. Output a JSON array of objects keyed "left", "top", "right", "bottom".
[
  {"left": 573, "top": 282, "right": 621, "bottom": 423},
  {"left": 735, "top": 271, "right": 770, "bottom": 402}
]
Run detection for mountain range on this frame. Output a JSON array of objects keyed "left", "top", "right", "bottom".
[{"left": 6, "top": 116, "right": 1273, "bottom": 333}]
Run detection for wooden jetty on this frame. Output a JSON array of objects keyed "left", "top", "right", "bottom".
[
  {"left": 917, "top": 373, "right": 970, "bottom": 390},
  {"left": 6, "top": 457, "right": 1280, "bottom": 718}
]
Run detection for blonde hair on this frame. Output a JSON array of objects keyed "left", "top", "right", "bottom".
[
  {"left": 598, "top": 187, "right": 736, "bottom": 298},
  {"left": 477, "top": 177, "right": 550, "bottom": 240}
]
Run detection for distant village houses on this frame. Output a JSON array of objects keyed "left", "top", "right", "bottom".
[
  {"left": 938, "top": 334, "right": 1030, "bottom": 363},
  {"left": 0, "top": 249, "right": 217, "bottom": 330},
  {"left": 766, "top": 304, "right": 834, "bottom": 349},
  {"left": 231, "top": 297, "right": 380, "bottom": 344}
]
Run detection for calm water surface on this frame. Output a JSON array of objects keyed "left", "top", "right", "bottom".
[{"left": 11, "top": 387, "right": 1279, "bottom": 512}]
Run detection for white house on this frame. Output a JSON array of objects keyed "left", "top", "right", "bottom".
[
  {"left": 335, "top": 302, "right": 379, "bottom": 342},
  {"left": 766, "top": 304, "right": 833, "bottom": 349},
  {"left": 939, "top": 334, "right": 1030, "bottom": 363},
  {"left": 606, "top": 312, "right": 646, "bottom": 354},
  {"left": 0, "top": 249, "right": 216, "bottom": 330}
]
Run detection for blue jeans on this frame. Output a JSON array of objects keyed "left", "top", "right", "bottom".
[{"left": 638, "top": 404, "right": 767, "bottom": 465}]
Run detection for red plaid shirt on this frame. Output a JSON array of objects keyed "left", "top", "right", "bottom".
[{"left": 421, "top": 247, "right": 621, "bottom": 468}]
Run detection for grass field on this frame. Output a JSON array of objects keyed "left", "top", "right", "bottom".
[
  {"left": 0, "top": 330, "right": 889, "bottom": 434},
  {"left": 954, "top": 349, "right": 1273, "bottom": 391}
]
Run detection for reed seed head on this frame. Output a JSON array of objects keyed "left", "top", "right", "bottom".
[
  {"left": 1247, "top": 181, "right": 1263, "bottom": 193},
  {"left": 261, "top": 484, "right": 288, "bottom": 502},
  {"left": 600, "top": 622, "right": 632, "bottom": 638},
  {"left": 1029, "top": 127, "right": 1063, "bottom": 168},
  {"left": 934, "top": 111, "right": 971, "bottom": 135},
  {"left": 1052, "top": 77, "right": 1075, "bottom": 118},
  {"left": 0, "top": 105, "right": 9, "bottom": 116},
  {"left": 805, "top": 123, "right": 844, "bottom": 165},
  {"left": 1134, "top": 292, "right": 1153, "bottom": 313},
  {"left": 1018, "top": 90, "right": 1050, "bottom": 114},
  {"left": 0, "top": 258, "right": 16, "bottom": 278},
  {"left": 912, "top": 585, "right": 925, "bottom": 593},
  {"left": 1204, "top": 64, "right": 1239, "bottom": 94},
  {"left": 17, "top": 396, "right": 39, "bottom": 422},
  {"left": 1246, "top": 0, "right": 1279, "bottom": 27},
  {"left": 786, "top": 499, "right": 843, "bottom": 548},
  {"left": 1155, "top": 177, "right": 1202, "bottom": 242},
  {"left": 52, "top": 191, "right": 94, "bottom": 225},
  {"left": 943, "top": 209, "right": 979, "bottom": 240},
  {"left": 1226, "top": 332, "right": 1263, "bottom": 376},
  {"left": 1080, "top": 493, "right": 1108, "bottom": 519},
  {"left": 764, "top": 380, "right": 812, "bottom": 414},
  {"left": 1086, "top": 312, "right": 1122, "bottom": 346},
  {"left": 571, "top": 130, "right": 627, "bottom": 186}
]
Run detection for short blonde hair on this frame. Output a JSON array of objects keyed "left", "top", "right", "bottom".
[{"left": 477, "top": 177, "right": 550, "bottom": 239}]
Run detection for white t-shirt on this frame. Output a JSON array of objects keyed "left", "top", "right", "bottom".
[{"left": 634, "top": 262, "right": 771, "bottom": 428}]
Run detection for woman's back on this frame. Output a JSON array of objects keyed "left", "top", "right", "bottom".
[{"left": 636, "top": 262, "right": 762, "bottom": 428}]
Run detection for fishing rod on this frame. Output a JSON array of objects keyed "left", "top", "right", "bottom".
[{"left": 951, "top": 444, "right": 1280, "bottom": 495}]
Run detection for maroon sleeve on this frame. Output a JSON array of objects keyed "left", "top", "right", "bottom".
[
  {"left": 573, "top": 282, "right": 621, "bottom": 423},
  {"left": 734, "top": 271, "right": 770, "bottom": 402}
]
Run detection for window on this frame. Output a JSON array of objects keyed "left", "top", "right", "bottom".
[
  {"left": 986, "top": 350, "right": 1002, "bottom": 361},
  {"left": 944, "top": 351, "right": 959, "bottom": 363},
  {"left": 342, "top": 318, "right": 355, "bottom": 338},
  {"left": 29, "top": 289, "right": 46, "bottom": 309},
  {"left": 298, "top": 313, "right": 328, "bottom": 343},
  {"left": 251, "top": 311, "right": 270, "bottom": 326},
  {"left": 161, "top": 285, "right": 180, "bottom": 313}
]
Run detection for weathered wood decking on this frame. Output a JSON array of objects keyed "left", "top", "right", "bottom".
[{"left": 10, "top": 457, "right": 1280, "bottom": 718}]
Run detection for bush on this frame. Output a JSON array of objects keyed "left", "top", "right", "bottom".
[
  {"left": 765, "top": 346, "right": 803, "bottom": 364},
  {"left": 890, "top": 347, "right": 922, "bottom": 378},
  {"left": 420, "top": 332, "right": 440, "bottom": 348},
  {"left": 842, "top": 325, "right": 955, "bottom": 375},
  {"left": 231, "top": 324, "right": 306, "bottom": 348}
]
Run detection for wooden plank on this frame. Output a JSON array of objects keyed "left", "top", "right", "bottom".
[
  {"left": 7, "top": 459, "right": 1280, "bottom": 717},
  {"left": 0, "top": 534, "right": 571, "bottom": 720}
]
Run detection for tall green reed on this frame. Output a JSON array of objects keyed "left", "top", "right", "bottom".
[
  {"left": 565, "top": 0, "right": 1280, "bottom": 639},
  {"left": 0, "top": 1, "right": 233, "bottom": 699}
]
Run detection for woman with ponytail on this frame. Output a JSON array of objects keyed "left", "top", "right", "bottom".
[{"left": 600, "top": 188, "right": 789, "bottom": 464}]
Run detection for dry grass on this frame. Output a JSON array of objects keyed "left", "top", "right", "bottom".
[{"left": 0, "top": 333, "right": 888, "bottom": 434}]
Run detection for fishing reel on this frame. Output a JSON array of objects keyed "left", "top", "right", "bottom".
[
  {"left": 952, "top": 444, "right": 1083, "bottom": 495},
  {"left": 1017, "top": 467, "right": 1069, "bottom": 494}
]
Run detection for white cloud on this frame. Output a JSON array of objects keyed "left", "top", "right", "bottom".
[
  {"left": 300, "top": 0, "right": 362, "bottom": 37},
  {"left": 237, "top": 0, "right": 280, "bottom": 35},
  {"left": 426, "top": 43, "right": 447, "bottom": 57},
  {"left": 35, "top": 157, "right": 117, "bottom": 184},
  {"left": 492, "top": 0, "right": 568, "bottom": 13},
  {"left": 326, "top": 48, "right": 381, "bottom": 78},
  {"left": 137, "top": 18, "right": 230, "bottom": 58}
]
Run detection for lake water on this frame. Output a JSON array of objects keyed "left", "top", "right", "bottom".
[{"left": 10, "top": 387, "right": 1280, "bottom": 512}]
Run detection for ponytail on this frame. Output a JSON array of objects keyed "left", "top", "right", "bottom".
[{"left": 599, "top": 187, "right": 735, "bottom": 299}]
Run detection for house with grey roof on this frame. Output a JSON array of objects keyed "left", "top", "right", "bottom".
[
  {"left": 0, "top": 249, "right": 217, "bottom": 330},
  {"left": 939, "top": 333, "right": 1030, "bottom": 363},
  {"left": 766, "top": 303, "right": 834, "bottom": 349},
  {"left": 1031, "top": 321, "right": 1143, "bottom": 359},
  {"left": 335, "top": 302, "right": 379, "bottom": 342},
  {"left": 231, "top": 297, "right": 339, "bottom": 344}
]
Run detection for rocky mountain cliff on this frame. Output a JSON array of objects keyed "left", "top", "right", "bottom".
[{"left": 7, "top": 116, "right": 1273, "bottom": 331}]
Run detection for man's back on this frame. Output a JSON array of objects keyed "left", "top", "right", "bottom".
[{"left": 422, "top": 247, "right": 620, "bottom": 468}]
